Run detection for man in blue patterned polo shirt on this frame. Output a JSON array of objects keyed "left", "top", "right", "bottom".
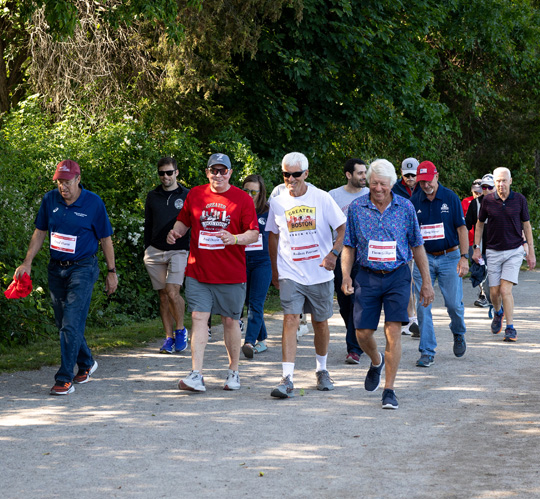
[
  {"left": 411, "top": 161, "right": 470, "bottom": 368},
  {"left": 341, "top": 159, "right": 434, "bottom": 409}
]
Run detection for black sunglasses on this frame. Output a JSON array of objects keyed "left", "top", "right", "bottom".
[
  {"left": 282, "top": 171, "right": 304, "bottom": 178},
  {"left": 404, "top": 174, "right": 416, "bottom": 179},
  {"left": 482, "top": 185, "right": 494, "bottom": 190},
  {"left": 208, "top": 167, "right": 229, "bottom": 176},
  {"left": 158, "top": 170, "right": 176, "bottom": 177}
]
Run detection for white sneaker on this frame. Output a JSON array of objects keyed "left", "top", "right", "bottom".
[
  {"left": 178, "top": 371, "right": 206, "bottom": 392},
  {"left": 224, "top": 370, "right": 241, "bottom": 391},
  {"left": 401, "top": 322, "right": 412, "bottom": 335}
]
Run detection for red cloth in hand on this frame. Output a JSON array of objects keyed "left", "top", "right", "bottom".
[{"left": 4, "top": 272, "right": 33, "bottom": 299}]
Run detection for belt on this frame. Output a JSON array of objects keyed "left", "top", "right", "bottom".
[
  {"left": 51, "top": 255, "right": 96, "bottom": 267},
  {"left": 428, "top": 245, "right": 458, "bottom": 257},
  {"left": 361, "top": 264, "right": 405, "bottom": 275}
]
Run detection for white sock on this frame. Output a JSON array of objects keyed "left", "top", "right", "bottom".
[
  {"left": 282, "top": 362, "right": 295, "bottom": 381},
  {"left": 316, "top": 354, "right": 327, "bottom": 372},
  {"left": 409, "top": 316, "right": 417, "bottom": 323}
]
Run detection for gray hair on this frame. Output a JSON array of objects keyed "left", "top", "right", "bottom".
[
  {"left": 366, "top": 159, "right": 397, "bottom": 187},
  {"left": 493, "top": 167, "right": 511, "bottom": 179},
  {"left": 282, "top": 152, "right": 309, "bottom": 171}
]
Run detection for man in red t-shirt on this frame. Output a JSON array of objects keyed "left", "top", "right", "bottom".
[{"left": 167, "top": 153, "right": 259, "bottom": 392}]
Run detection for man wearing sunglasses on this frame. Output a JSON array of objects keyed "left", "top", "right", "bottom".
[
  {"left": 392, "top": 158, "right": 421, "bottom": 338},
  {"left": 267, "top": 152, "right": 347, "bottom": 398},
  {"left": 411, "top": 161, "right": 469, "bottom": 368},
  {"left": 14, "top": 159, "right": 118, "bottom": 395},
  {"left": 167, "top": 153, "right": 259, "bottom": 392},
  {"left": 472, "top": 167, "right": 536, "bottom": 342},
  {"left": 144, "top": 157, "right": 190, "bottom": 354},
  {"left": 465, "top": 174, "right": 495, "bottom": 308}
]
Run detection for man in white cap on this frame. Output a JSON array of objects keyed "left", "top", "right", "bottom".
[{"left": 392, "top": 158, "right": 421, "bottom": 337}]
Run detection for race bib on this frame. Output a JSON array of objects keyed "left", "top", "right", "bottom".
[
  {"left": 245, "top": 234, "right": 263, "bottom": 252},
  {"left": 198, "top": 230, "right": 225, "bottom": 250},
  {"left": 291, "top": 243, "right": 321, "bottom": 262},
  {"left": 420, "top": 223, "right": 445, "bottom": 240},
  {"left": 50, "top": 232, "right": 77, "bottom": 254},
  {"left": 368, "top": 240, "right": 396, "bottom": 262}
]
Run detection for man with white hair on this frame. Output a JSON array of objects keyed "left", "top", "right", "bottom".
[
  {"left": 267, "top": 152, "right": 346, "bottom": 398},
  {"left": 342, "top": 159, "right": 434, "bottom": 409},
  {"left": 472, "top": 167, "right": 536, "bottom": 342}
]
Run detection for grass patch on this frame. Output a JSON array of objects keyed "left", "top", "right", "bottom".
[{"left": 0, "top": 285, "right": 284, "bottom": 374}]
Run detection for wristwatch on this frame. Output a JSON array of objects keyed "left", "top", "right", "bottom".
[
  {"left": 108, "top": 267, "right": 117, "bottom": 273},
  {"left": 331, "top": 249, "right": 340, "bottom": 257},
  {"left": 460, "top": 254, "right": 468, "bottom": 259},
  {"left": 473, "top": 244, "right": 480, "bottom": 250}
]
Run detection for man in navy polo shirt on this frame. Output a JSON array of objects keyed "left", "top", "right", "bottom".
[
  {"left": 14, "top": 160, "right": 118, "bottom": 395},
  {"left": 472, "top": 167, "right": 536, "bottom": 342},
  {"left": 342, "top": 159, "right": 434, "bottom": 409},
  {"left": 411, "top": 161, "right": 469, "bottom": 367}
]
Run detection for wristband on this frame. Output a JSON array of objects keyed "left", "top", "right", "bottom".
[
  {"left": 460, "top": 254, "right": 468, "bottom": 259},
  {"left": 234, "top": 235, "right": 238, "bottom": 245},
  {"left": 108, "top": 267, "right": 116, "bottom": 273}
]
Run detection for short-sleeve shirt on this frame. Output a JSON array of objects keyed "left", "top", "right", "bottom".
[
  {"left": 245, "top": 210, "right": 270, "bottom": 264},
  {"left": 35, "top": 187, "right": 113, "bottom": 261},
  {"left": 344, "top": 193, "right": 423, "bottom": 271},
  {"left": 479, "top": 190, "right": 529, "bottom": 251},
  {"left": 411, "top": 184, "right": 465, "bottom": 253},
  {"left": 177, "top": 184, "right": 259, "bottom": 284},
  {"left": 266, "top": 185, "right": 346, "bottom": 285}
]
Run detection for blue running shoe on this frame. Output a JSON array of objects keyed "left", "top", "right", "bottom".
[
  {"left": 382, "top": 388, "right": 399, "bottom": 409},
  {"left": 503, "top": 326, "right": 517, "bottom": 342},
  {"left": 416, "top": 354, "right": 434, "bottom": 367},
  {"left": 160, "top": 336, "right": 175, "bottom": 354},
  {"left": 491, "top": 307, "right": 504, "bottom": 334},
  {"left": 453, "top": 334, "right": 466, "bottom": 357},
  {"left": 174, "top": 328, "right": 188, "bottom": 352},
  {"left": 365, "top": 353, "right": 384, "bottom": 392}
]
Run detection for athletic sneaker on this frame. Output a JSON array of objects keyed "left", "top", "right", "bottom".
[
  {"left": 159, "top": 336, "right": 175, "bottom": 354},
  {"left": 491, "top": 307, "right": 504, "bottom": 334},
  {"left": 381, "top": 388, "right": 399, "bottom": 409},
  {"left": 174, "top": 328, "right": 188, "bottom": 352},
  {"left": 364, "top": 353, "right": 385, "bottom": 392},
  {"left": 50, "top": 381, "right": 75, "bottom": 396},
  {"left": 178, "top": 371, "right": 206, "bottom": 392},
  {"left": 316, "top": 370, "right": 334, "bottom": 391},
  {"left": 453, "top": 334, "right": 466, "bottom": 357},
  {"left": 271, "top": 375, "right": 294, "bottom": 398},
  {"left": 401, "top": 323, "right": 412, "bottom": 335},
  {"left": 242, "top": 343, "right": 254, "bottom": 359},
  {"left": 208, "top": 327, "right": 212, "bottom": 339},
  {"left": 410, "top": 322, "right": 420, "bottom": 338},
  {"left": 503, "top": 327, "right": 517, "bottom": 342},
  {"left": 224, "top": 370, "right": 241, "bottom": 390},
  {"left": 345, "top": 352, "right": 361, "bottom": 364},
  {"left": 239, "top": 319, "right": 245, "bottom": 333},
  {"left": 73, "top": 360, "right": 98, "bottom": 384},
  {"left": 474, "top": 295, "right": 490, "bottom": 308},
  {"left": 416, "top": 354, "right": 434, "bottom": 367}
]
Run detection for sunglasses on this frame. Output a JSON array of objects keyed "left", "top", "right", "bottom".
[
  {"left": 282, "top": 171, "right": 304, "bottom": 178},
  {"left": 158, "top": 170, "right": 176, "bottom": 177},
  {"left": 472, "top": 182, "right": 482, "bottom": 186},
  {"left": 482, "top": 185, "right": 494, "bottom": 190},
  {"left": 243, "top": 188, "right": 260, "bottom": 196},
  {"left": 208, "top": 167, "right": 229, "bottom": 176},
  {"left": 404, "top": 174, "right": 416, "bottom": 179}
]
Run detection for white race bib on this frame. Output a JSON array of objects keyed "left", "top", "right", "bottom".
[
  {"left": 368, "top": 240, "right": 397, "bottom": 262},
  {"left": 420, "top": 223, "right": 445, "bottom": 240},
  {"left": 245, "top": 233, "right": 263, "bottom": 252},
  {"left": 50, "top": 232, "right": 77, "bottom": 254},
  {"left": 198, "top": 230, "right": 225, "bottom": 250},
  {"left": 291, "top": 243, "right": 321, "bottom": 262}
]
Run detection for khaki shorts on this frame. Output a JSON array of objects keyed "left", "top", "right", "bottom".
[
  {"left": 143, "top": 246, "right": 188, "bottom": 290},
  {"left": 486, "top": 246, "right": 525, "bottom": 286}
]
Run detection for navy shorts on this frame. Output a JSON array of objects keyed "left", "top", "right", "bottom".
[{"left": 353, "top": 264, "right": 411, "bottom": 330}]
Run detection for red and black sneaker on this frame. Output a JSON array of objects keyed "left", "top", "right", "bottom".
[
  {"left": 50, "top": 381, "right": 75, "bottom": 396},
  {"left": 73, "top": 361, "right": 98, "bottom": 384}
]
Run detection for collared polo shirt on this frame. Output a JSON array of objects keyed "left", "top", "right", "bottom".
[
  {"left": 35, "top": 187, "right": 113, "bottom": 261},
  {"left": 411, "top": 183, "right": 465, "bottom": 254},
  {"left": 479, "top": 190, "right": 529, "bottom": 251},
  {"left": 344, "top": 193, "right": 423, "bottom": 272}
]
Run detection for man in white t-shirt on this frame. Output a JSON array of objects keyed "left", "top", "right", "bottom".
[
  {"left": 267, "top": 152, "right": 346, "bottom": 398},
  {"left": 329, "top": 158, "right": 369, "bottom": 365}
]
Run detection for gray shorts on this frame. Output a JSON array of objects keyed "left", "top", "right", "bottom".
[
  {"left": 486, "top": 246, "right": 525, "bottom": 286},
  {"left": 185, "top": 276, "right": 246, "bottom": 319},
  {"left": 279, "top": 278, "right": 334, "bottom": 322},
  {"left": 143, "top": 246, "right": 188, "bottom": 290}
]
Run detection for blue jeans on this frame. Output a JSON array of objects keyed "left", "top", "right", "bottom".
[
  {"left": 413, "top": 251, "right": 466, "bottom": 357},
  {"left": 48, "top": 256, "right": 100, "bottom": 383},
  {"left": 244, "top": 257, "right": 272, "bottom": 345},
  {"left": 334, "top": 257, "right": 363, "bottom": 355}
]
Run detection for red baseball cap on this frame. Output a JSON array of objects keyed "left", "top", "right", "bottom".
[
  {"left": 416, "top": 161, "right": 438, "bottom": 181},
  {"left": 53, "top": 160, "right": 81, "bottom": 181}
]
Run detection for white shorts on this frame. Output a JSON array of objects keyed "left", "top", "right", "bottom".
[{"left": 486, "top": 246, "right": 525, "bottom": 286}]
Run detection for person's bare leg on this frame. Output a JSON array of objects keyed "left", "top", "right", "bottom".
[
  {"left": 165, "top": 283, "right": 185, "bottom": 330},
  {"left": 490, "top": 285, "right": 502, "bottom": 312},
  {"left": 383, "top": 322, "right": 402, "bottom": 390},
  {"left": 190, "top": 311, "right": 211, "bottom": 372},
  {"left": 282, "top": 314, "right": 300, "bottom": 362},
  {"left": 222, "top": 316, "right": 241, "bottom": 371},
  {"left": 356, "top": 328, "right": 379, "bottom": 364},
  {"left": 158, "top": 289, "right": 174, "bottom": 337},
  {"left": 312, "top": 319, "right": 329, "bottom": 356},
  {"left": 499, "top": 279, "right": 515, "bottom": 325}
]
